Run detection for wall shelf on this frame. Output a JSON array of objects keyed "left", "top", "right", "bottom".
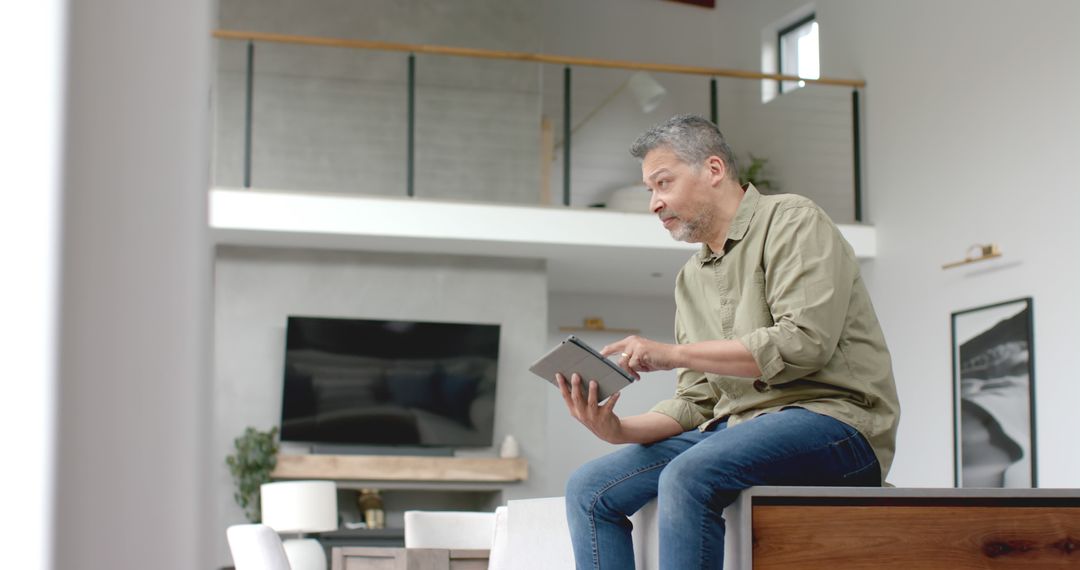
[{"left": 271, "top": 454, "right": 528, "bottom": 484}]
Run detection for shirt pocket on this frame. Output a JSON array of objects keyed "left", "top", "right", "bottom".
[
  {"left": 717, "top": 297, "right": 736, "bottom": 339},
  {"left": 732, "top": 270, "right": 773, "bottom": 337}
]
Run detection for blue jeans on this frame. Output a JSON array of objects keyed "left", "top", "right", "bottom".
[{"left": 565, "top": 407, "right": 880, "bottom": 569}]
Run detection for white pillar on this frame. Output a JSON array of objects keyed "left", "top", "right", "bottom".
[
  {"left": 54, "top": 0, "right": 214, "bottom": 568},
  {"left": 0, "top": 2, "right": 66, "bottom": 568}
]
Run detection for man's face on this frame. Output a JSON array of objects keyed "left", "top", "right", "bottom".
[{"left": 642, "top": 147, "right": 717, "bottom": 243}]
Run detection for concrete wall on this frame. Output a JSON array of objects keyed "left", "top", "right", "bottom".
[
  {"left": 213, "top": 246, "right": 550, "bottom": 564},
  {"left": 214, "top": 0, "right": 543, "bottom": 204}
]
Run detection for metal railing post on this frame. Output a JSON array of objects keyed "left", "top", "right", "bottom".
[
  {"left": 710, "top": 78, "right": 718, "bottom": 125},
  {"left": 243, "top": 41, "right": 254, "bottom": 188},
  {"left": 852, "top": 89, "right": 862, "bottom": 223},
  {"left": 562, "top": 66, "right": 571, "bottom": 207},
  {"left": 407, "top": 53, "right": 416, "bottom": 198}
]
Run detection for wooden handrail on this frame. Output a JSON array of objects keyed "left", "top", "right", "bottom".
[{"left": 213, "top": 29, "right": 866, "bottom": 88}]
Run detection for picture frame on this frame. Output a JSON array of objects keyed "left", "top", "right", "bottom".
[
  {"left": 951, "top": 297, "right": 1036, "bottom": 488},
  {"left": 665, "top": 0, "right": 716, "bottom": 8}
]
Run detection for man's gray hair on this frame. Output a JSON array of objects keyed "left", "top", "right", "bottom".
[{"left": 629, "top": 114, "right": 739, "bottom": 180}]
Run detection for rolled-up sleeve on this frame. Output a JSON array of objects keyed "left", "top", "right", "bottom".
[
  {"left": 649, "top": 369, "right": 713, "bottom": 430},
  {"left": 737, "top": 206, "right": 856, "bottom": 386}
]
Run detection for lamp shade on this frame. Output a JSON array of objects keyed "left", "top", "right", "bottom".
[
  {"left": 260, "top": 481, "right": 337, "bottom": 533},
  {"left": 626, "top": 71, "right": 667, "bottom": 113}
]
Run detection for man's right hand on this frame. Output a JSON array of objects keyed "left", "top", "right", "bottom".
[{"left": 556, "top": 372, "right": 625, "bottom": 444}]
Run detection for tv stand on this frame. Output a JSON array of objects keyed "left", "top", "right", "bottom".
[
  {"left": 272, "top": 453, "right": 528, "bottom": 483},
  {"left": 273, "top": 454, "right": 527, "bottom": 550},
  {"left": 310, "top": 444, "right": 455, "bottom": 457}
]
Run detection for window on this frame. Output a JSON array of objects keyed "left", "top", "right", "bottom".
[{"left": 777, "top": 14, "right": 819, "bottom": 94}]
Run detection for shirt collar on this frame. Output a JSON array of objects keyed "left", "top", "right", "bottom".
[{"left": 696, "top": 183, "right": 761, "bottom": 265}]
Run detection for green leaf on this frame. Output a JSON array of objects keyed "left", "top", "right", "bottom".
[{"left": 225, "top": 425, "right": 280, "bottom": 522}]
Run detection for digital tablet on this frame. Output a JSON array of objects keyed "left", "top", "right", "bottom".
[{"left": 529, "top": 335, "right": 636, "bottom": 401}]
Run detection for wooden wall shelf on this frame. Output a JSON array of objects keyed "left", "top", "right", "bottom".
[{"left": 271, "top": 454, "right": 528, "bottom": 483}]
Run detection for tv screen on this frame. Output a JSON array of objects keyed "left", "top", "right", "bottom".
[{"left": 280, "top": 316, "right": 500, "bottom": 448}]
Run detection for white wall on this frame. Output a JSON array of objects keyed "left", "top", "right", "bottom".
[
  {"left": 632, "top": 0, "right": 1080, "bottom": 488},
  {"left": 539, "top": 0, "right": 856, "bottom": 220},
  {"left": 823, "top": 0, "right": 1080, "bottom": 487},
  {"left": 547, "top": 0, "right": 1080, "bottom": 488},
  {"left": 213, "top": 246, "right": 550, "bottom": 565},
  {"left": 53, "top": 0, "right": 214, "bottom": 569},
  {"left": 709, "top": 1, "right": 860, "bottom": 221},
  {"left": 1, "top": 2, "right": 65, "bottom": 567},
  {"left": 540, "top": 0, "right": 723, "bottom": 209}
]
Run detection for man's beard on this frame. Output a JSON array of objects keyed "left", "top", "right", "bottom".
[
  {"left": 663, "top": 205, "right": 714, "bottom": 243},
  {"left": 670, "top": 220, "right": 696, "bottom": 242}
]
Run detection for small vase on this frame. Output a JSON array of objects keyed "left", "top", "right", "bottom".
[{"left": 499, "top": 435, "right": 520, "bottom": 458}]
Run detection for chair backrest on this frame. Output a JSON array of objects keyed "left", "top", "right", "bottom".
[
  {"left": 403, "top": 510, "right": 496, "bottom": 550},
  {"left": 505, "top": 497, "right": 574, "bottom": 570},
  {"left": 226, "top": 523, "right": 292, "bottom": 570},
  {"left": 486, "top": 506, "right": 510, "bottom": 570}
]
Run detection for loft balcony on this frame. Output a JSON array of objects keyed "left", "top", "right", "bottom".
[{"left": 210, "top": 187, "right": 875, "bottom": 296}]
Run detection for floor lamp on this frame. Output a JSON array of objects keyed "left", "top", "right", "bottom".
[{"left": 261, "top": 480, "right": 338, "bottom": 570}]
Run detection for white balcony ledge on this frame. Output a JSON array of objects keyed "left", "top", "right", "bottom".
[{"left": 210, "top": 188, "right": 876, "bottom": 296}]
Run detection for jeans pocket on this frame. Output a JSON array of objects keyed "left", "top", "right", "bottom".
[{"left": 831, "top": 431, "right": 880, "bottom": 485}]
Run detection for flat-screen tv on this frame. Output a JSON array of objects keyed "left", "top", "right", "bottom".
[{"left": 280, "top": 316, "right": 500, "bottom": 448}]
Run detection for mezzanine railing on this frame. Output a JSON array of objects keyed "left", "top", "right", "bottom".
[{"left": 213, "top": 29, "right": 867, "bottom": 222}]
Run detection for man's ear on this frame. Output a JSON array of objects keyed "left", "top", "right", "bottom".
[{"left": 705, "top": 155, "right": 727, "bottom": 184}]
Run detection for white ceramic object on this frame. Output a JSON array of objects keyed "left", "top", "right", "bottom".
[
  {"left": 499, "top": 434, "right": 520, "bottom": 458},
  {"left": 605, "top": 185, "right": 652, "bottom": 213}
]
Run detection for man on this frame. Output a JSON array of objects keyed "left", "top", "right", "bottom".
[{"left": 556, "top": 114, "right": 900, "bottom": 569}]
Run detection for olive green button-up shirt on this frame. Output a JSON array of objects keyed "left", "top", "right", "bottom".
[{"left": 650, "top": 184, "right": 900, "bottom": 480}]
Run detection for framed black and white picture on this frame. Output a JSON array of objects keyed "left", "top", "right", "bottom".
[{"left": 951, "top": 297, "right": 1036, "bottom": 488}]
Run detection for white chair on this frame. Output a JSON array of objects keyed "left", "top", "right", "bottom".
[
  {"left": 501, "top": 497, "right": 658, "bottom": 569},
  {"left": 505, "top": 497, "right": 575, "bottom": 570},
  {"left": 403, "top": 510, "right": 496, "bottom": 550},
  {"left": 487, "top": 506, "right": 510, "bottom": 570},
  {"left": 226, "top": 523, "right": 292, "bottom": 570}
]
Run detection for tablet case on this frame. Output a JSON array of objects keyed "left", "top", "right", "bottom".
[{"left": 529, "top": 335, "right": 635, "bottom": 401}]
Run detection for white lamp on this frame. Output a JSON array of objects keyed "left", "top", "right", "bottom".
[
  {"left": 261, "top": 480, "right": 338, "bottom": 570},
  {"left": 625, "top": 71, "right": 667, "bottom": 114}
]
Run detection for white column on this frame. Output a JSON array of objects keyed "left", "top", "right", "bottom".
[
  {"left": 0, "top": 2, "right": 66, "bottom": 568},
  {"left": 54, "top": 0, "right": 214, "bottom": 568}
]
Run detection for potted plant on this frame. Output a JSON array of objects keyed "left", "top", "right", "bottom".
[
  {"left": 226, "top": 426, "right": 280, "bottom": 522},
  {"left": 739, "top": 153, "right": 778, "bottom": 193}
]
